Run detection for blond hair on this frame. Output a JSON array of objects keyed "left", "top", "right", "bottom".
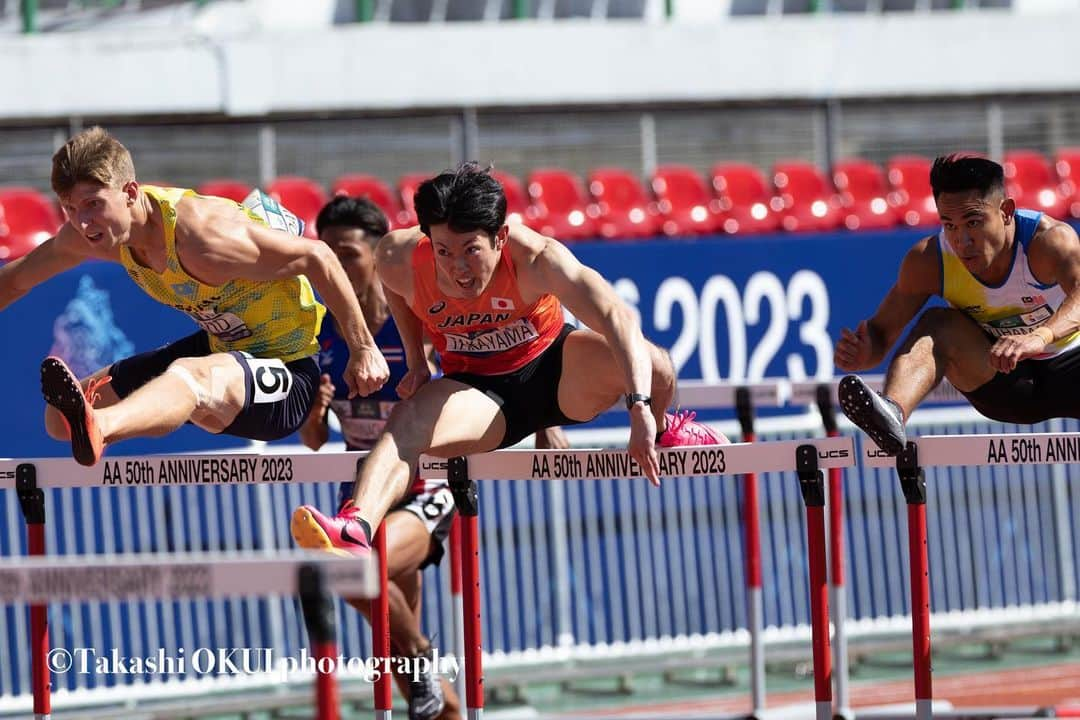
[{"left": 51, "top": 126, "right": 136, "bottom": 197}]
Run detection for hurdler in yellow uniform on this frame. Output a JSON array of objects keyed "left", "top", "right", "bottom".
[
  {"left": 121, "top": 185, "right": 325, "bottom": 362},
  {"left": 0, "top": 126, "right": 388, "bottom": 466}
]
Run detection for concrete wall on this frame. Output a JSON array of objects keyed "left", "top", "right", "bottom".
[{"left": 3, "top": 11, "right": 1079, "bottom": 119}]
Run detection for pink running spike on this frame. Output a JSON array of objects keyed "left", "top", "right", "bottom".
[
  {"left": 291, "top": 501, "right": 372, "bottom": 558},
  {"left": 658, "top": 410, "right": 728, "bottom": 447}
]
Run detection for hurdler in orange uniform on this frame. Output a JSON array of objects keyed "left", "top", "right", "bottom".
[
  {"left": 292, "top": 162, "right": 728, "bottom": 557},
  {"left": 409, "top": 235, "right": 565, "bottom": 375}
]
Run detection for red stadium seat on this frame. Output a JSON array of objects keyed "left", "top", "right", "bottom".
[
  {"left": 771, "top": 160, "right": 844, "bottom": 232},
  {"left": 490, "top": 170, "right": 540, "bottom": 229},
  {"left": 332, "top": 174, "right": 409, "bottom": 228},
  {"left": 831, "top": 158, "right": 901, "bottom": 231},
  {"left": 0, "top": 187, "right": 62, "bottom": 261},
  {"left": 1003, "top": 149, "right": 1070, "bottom": 219},
  {"left": 710, "top": 163, "right": 781, "bottom": 234},
  {"left": 396, "top": 173, "right": 433, "bottom": 230},
  {"left": 267, "top": 176, "right": 327, "bottom": 238},
  {"left": 197, "top": 179, "right": 252, "bottom": 203},
  {"left": 587, "top": 167, "right": 662, "bottom": 239},
  {"left": 886, "top": 155, "right": 937, "bottom": 228},
  {"left": 1054, "top": 148, "right": 1080, "bottom": 219},
  {"left": 650, "top": 165, "right": 723, "bottom": 236},
  {"left": 527, "top": 168, "right": 600, "bottom": 241}
]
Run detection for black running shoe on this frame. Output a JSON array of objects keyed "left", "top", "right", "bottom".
[{"left": 837, "top": 375, "right": 907, "bottom": 456}]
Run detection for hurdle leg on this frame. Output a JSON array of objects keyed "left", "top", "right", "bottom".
[
  {"left": 372, "top": 526, "right": 392, "bottom": 719},
  {"left": 299, "top": 563, "right": 341, "bottom": 720},
  {"left": 897, "top": 443, "right": 933, "bottom": 720},
  {"left": 16, "top": 464, "right": 51, "bottom": 720},
  {"left": 448, "top": 457, "right": 484, "bottom": 720},
  {"left": 815, "top": 386, "right": 853, "bottom": 720},
  {"left": 449, "top": 515, "right": 467, "bottom": 720},
  {"left": 796, "top": 446, "right": 833, "bottom": 720},
  {"left": 827, "top": 461, "right": 853, "bottom": 720},
  {"left": 736, "top": 387, "right": 766, "bottom": 717}
]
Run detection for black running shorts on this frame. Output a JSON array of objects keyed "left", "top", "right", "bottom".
[
  {"left": 108, "top": 331, "right": 319, "bottom": 441},
  {"left": 963, "top": 347, "right": 1080, "bottom": 424}
]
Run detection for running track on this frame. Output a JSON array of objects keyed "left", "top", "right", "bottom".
[{"left": 563, "top": 662, "right": 1080, "bottom": 717}]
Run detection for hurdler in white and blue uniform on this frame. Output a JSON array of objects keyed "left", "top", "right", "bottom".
[{"left": 835, "top": 154, "right": 1080, "bottom": 455}]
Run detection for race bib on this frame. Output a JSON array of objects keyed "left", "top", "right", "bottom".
[
  {"left": 332, "top": 398, "right": 395, "bottom": 448},
  {"left": 248, "top": 358, "right": 293, "bottom": 404},
  {"left": 982, "top": 304, "right": 1053, "bottom": 337},
  {"left": 188, "top": 309, "right": 253, "bottom": 342},
  {"left": 442, "top": 318, "right": 540, "bottom": 355}
]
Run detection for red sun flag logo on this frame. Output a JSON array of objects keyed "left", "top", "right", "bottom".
[{"left": 491, "top": 297, "right": 515, "bottom": 311}]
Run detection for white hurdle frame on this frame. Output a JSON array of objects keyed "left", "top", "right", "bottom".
[
  {"left": 0, "top": 454, "right": 390, "bottom": 720},
  {"left": 863, "top": 430, "right": 1080, "bottom": 720},
  {"left": 679, "top": 379, "right": 785, "bottom": 718},
  {"left": 788, "top": 375, "right": 972, "bottom": 720},
  {"left": 443, "top": 436, "right": 856, "bottom": 720},
  {"left": 0, "top": 548, "right": 377, "bottom": 720}
]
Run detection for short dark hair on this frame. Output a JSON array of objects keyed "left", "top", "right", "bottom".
[
  {"left": 414, "top": 162, "right": 506, "bottom": 239},
  {"left": 315, "top": 195, "right": 389, "bottom": 241},
  {"left": 929, "top": 154, "right": 1005, "bottom": 200}
]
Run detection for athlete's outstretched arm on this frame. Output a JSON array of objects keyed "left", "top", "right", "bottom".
[
  {"left": 531, "top": 239, "right": 653, "bottom": 399},
  {"left": 376, "top": 229, "right": 431, "bottom": 400},
  {"left": 0, "top": 228, "right": 86, "bottom": 311},
  {"left": 522, "top": 233, "right": 660, "bottom": 483},
  {"left": 177, "top": 205, "right": 389, "bottom": 397},
  {"left": 834, "top": 237, "right": 938, "bottom": 372}
]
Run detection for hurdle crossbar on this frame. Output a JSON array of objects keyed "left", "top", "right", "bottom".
[
  {"left": 0, "top": 551, "right": 378, "bottom": 603},
  {"left": 455, "top": 438, "right": 854, "bottom": 481},
  {"left": 863, "top": 431, "right": 1080, "bottom": 469},
  {"left": 864, "top": 431, "right": 1080, "bottom": 720}
]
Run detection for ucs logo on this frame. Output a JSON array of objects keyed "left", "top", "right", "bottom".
[
  {"left": 818, "top": 449, "right": 850, "bottom": 459},
  {"left": 864, "top": 448, "right": 892, "bottom": 458}
]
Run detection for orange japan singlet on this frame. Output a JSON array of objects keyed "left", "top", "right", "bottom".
[{"left": 409, "top": 236, "right": 565, "bottom": 375}]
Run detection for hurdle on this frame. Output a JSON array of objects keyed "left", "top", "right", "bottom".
[
  {"left": 0, "top": 549, "right": 377, "bottom": 720},
  {"left": 0, "top": 451, "right": 401, "bottom": 720},
  {"left": 864, "top": 431, "right": 1080, "bottom": 720},
  {"left": 679, "top": 379, "right": 786, "bottom": 718},
  {"left": 442, "top": 435, "right": 856, "bottom": 720},
  {"left": 788, "top": 375, "right": 968, "bottom": 720}
]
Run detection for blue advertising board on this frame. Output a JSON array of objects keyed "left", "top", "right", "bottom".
[{"left": 0, "top": 227, "right": 931, "bottom": 458}]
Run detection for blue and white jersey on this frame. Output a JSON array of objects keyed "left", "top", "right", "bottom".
[{"left": 316, "top": 312, "right": 407, "bottom": 451}]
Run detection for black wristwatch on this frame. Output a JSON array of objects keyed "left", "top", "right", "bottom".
[{"left": 625, "top": 393, "right": 652, "bottom": 410}]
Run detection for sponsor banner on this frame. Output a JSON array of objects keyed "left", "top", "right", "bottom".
[{"left": 862, "top": 432, "right": 1080, "bottom": 468}]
